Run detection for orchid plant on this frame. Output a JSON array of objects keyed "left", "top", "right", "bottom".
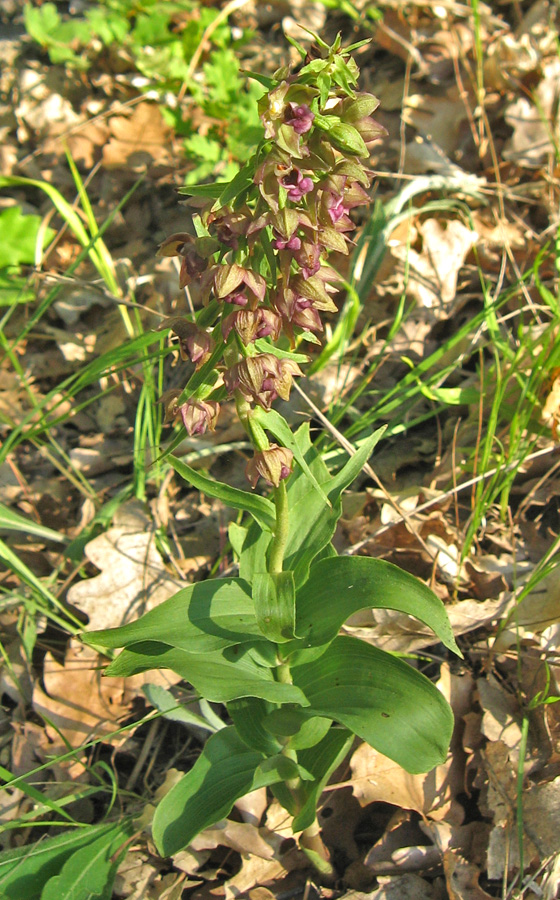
[{"left": 85, "top": 35, "right": 460, "bottom": 878}]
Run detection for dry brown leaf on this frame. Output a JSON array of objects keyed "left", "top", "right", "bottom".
[
  {"left": 391, "top": 218, "right": 477, "bottom": 314},
  {"left": 478, "top": 676, "right": 523, "bottom": 756},
  {"left": 190, "top": 819, "right": 304, "bottom": 899},
  {"left": 67, "top": 499, "right": 182, "bottom": 631},
  {"left": 102, "top": 102, "right": 172, "bottom": 171},
  {"left": 504, "top": 58, "right": 560, "bottom": 167},
  {"left": 443, "top": 851, "right": 494, "bottom": 900},
  {"left": 343, "top": 591, "right": 510, "bottom": 655},
  {"left": 487, "top": 775, "right": 560, "bottom": 879},
  {"left": 350, "top": 742, "right": 453, "bottom": 820},
  {"left": 32, "top": 639, "right": 137, "bottom": 748},
  {"left": 354, "top": 873, "right": 436, "bottom": 899},
  {"left": 234, "top": 788, "right": 268, "bottom": 827},
  {"left": 403, "top": 87, "right": 472, "bottom": 157}
]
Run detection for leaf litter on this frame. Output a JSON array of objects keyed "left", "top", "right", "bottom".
[{"left": 1, "top": 0, "right": 560, "bottom": 897}]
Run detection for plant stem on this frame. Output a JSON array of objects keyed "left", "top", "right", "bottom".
[
  {"left": 300, "top": 817, "right": 335, "bottom": 880},
  {"left": 269, "top": 480, "right": 289, "bottom": 574}
]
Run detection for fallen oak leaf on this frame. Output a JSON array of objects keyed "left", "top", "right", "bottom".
[{"left": 67, "top": 500, "right": 183, "bottom": 632}]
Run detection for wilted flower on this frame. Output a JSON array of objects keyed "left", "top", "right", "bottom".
[
  {"left": 246, "top": 444, "right": 294, "bottom": 488},
  {"left": 285, "top": 103, "right": 314, "bottom": 135}
]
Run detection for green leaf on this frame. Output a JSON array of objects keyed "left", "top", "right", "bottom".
[
  {"left": 0, "top": 207, "right": 55, "bottom": 268},
  {"left": 255, "top": 754, "right": 313, "bottom": 784},
  {"left": 241, "top": 69, "right": 276, "bottom": 89},
  {"left": 0, "top": 502, "right": 67, "bottom": 543},
  {"left": 238, "top": 522, "right": 272, "bottom": 583},
  {"left": 264, "top": 708, "right": 332, "bottom": 750},
  {"left": 142, "top": 683, "right": 222, "bottom": 732},
  {"left": 0, "top": 824, "right": 118, "bottom": 900},
  {"left": 271, "top": 727, "right": 354, "bottom": 831},
  {"left": 294, "top": 556, "right": 461, "bottom": 656},
  {"left": 292, "top": 636, "right": 454, "bottom": 773},
  {"left": 177, "top": 182, "right": 229, "bottom": 198},
  {"left": 218, "top": 161, "right": 255, "bottom": 207},
  {"left": 40, "top": 822, "right": 130, "bottom": 900},
  {"left": 227, "top": 697, "right": 282, "bottom": 755},
  {"left": 253, "top": 571, "right": 296, "bottom": 642},
  {"left": 153, "top": 726, "right": 282, "bottom": 856},
  {"left": 253, "top": 340, "right": 309, "bottom": 364},
  {"left": 104, "top": 642, "right": 309, "bottom": 706},
  {"left": 84, "top": 577, "right": 261, "bottom": 653},
  {"left": 167, "top": 455, "right": 276, "bottom": 531},
  {"left": 326, "top": 428, "right": 386, "bottom": 501}
]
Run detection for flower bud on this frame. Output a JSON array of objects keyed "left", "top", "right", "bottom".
[{"left": 246, "top": 444, "right": 294, "bottom": 488}]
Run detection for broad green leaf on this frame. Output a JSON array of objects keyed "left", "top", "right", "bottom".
[
  {"left": 153, "top": 726, "right": 279, "bottom": 856},
  {"left": 85, "top": 577, "right": 261, "bottom": 653},
  {"left": 256, "top": 754, "right": 313, "bottom": 784},
  {"left": 271, "top": 727, "right": 354, "bottom": 832},
  {"left": 104, "top": 642, "right": 308, "bottom": 706},
  {"left": 292, "top": 636, "right": 454, "bottom": 773},
  {"left": 264, "top": 708, "right": 332, "bottom": 750},
  {"left": 227, "top": 697, "right": 282, "bottom": 755},
  {"left": 142, "top": 683, "right": 222, "bottom": 733},
  {"left": 0, "top": 503, "right": 67, "bottom": 543},
  {"left": 167, "top": 456, "right": 276, "bottom": 531},
  {"left": 0, "top": 207, "right": 55, "bottom": 268},
  {"left": 228, "top": 521, "right": 247, "bottom": 559},
  {"left": 326, "top": 427, "right": 386, "bottom": 501},
  {"left": 253, "top": 571, "right": 296, "bottom": 642},
  {"left": 238, "top": 522, "right": 272, "bottom": 583},
  {"left": 40, "top": 822, "right": 130, "bottom": 900},
  {"left": 294, "top": 556, "right": 461, "bottom": 656},
  {"left": 0, "top": 824, "right": 117, "bottom": 900}
]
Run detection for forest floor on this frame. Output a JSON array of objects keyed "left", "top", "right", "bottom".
[{"left": 1, "top": 1, "right": 560, "bottom": 898}]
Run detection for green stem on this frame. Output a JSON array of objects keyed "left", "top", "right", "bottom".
[
  {"left": 269, "top": 481, "right": 289, "bottom": 574},
  {"left": 300, "top": 818, "right": 335, "bottom": 881}
]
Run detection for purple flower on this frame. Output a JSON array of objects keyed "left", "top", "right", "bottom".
[
  {"left": 280, "top": 169, "right": 314, "bottom": 203},
  {"left": 273, "top": 232, "right": 302, "bottom": 251},
  {"left": 285, "top": 103, "right": 314, "bottom": 135},
  {"left": 327, "top": 195, "right": 346, "bottom": 224}
]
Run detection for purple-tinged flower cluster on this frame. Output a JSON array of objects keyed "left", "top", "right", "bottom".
[{"left": 157, "top": 40, "right": 384, "bottom": 486}]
